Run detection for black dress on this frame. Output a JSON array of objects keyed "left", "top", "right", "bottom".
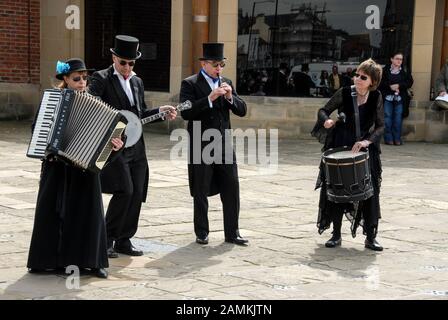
[
  {"left": 311, "top": 87, "right": 385, "bottom": 238},
  {"left": 27, "top": 114, "right": 109, "bottom": 270}
]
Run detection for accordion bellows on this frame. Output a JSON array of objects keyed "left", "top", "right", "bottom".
[{"left": 27, "top": 89, "right": 127, "bottom": 172}]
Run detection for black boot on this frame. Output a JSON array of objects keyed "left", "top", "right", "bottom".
[
  {"left": 325, "top": 234, "right": 342, "bottom": 248},
  {"left": 365, "top": 237, "right": 383, "bottom": 251},
  {"left": 365, "top": 227, "right": 383, "bottom": 251},
  {"left": 325, "top": 218, "right": 342, "bottom": 248},
  {"left": 92, "top": 268, "right": 108, "bottom": 279}
]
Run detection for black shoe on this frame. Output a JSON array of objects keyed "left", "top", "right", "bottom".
[
  {"left": 196, "top": 236, "right": 209, "bottom": 245},
  {"left": 28, "top": 268, "right": 43, "bottom": 274},
  {"left": 92, "top": 268, "right": 108, "bottom": 279},
  {"left": 365, "top": 238, "right": 383, "bottom": 251},
  {"left": 107, "top": 246, "right": 119, "bottom": 258},
  {"left": 114, "top": 245, "right": 143, "bottom": 256},
  {"left": 225, "top": 236, "right": 249, "bottom": 245},
  {"left": 325, "top": 236, "right": 342, "bottom": 248}
]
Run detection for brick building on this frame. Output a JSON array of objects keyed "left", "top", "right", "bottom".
[{"left": 0, "top": 0, "right": 40, "bottom": 119}]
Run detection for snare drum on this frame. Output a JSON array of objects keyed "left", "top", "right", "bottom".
[{"left": 322, "top": 146, "right": 374, "bottom": 203}]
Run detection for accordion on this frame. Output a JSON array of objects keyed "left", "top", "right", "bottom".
[{"left": 27, "top": 89, "right": 127, "bottom": 172}]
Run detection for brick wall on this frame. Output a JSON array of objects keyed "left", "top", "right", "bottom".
[{"left": 0, "top": 0, "right": 40, "bottom": 84}]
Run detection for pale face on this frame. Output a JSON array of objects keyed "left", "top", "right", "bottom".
[
  {"left": 390, "top": 54, "right": 403, "bottom": 68},
  {"left": 201, "top": 60, "right": 225, "bottom": 78},
  {"left": 112, "top": 55, "right": 135, "bottom": 78},
  {"left": 354, "top": 70, "right": 373, "bottom": 92},
  {"left": 64, "top": 71, "right": 88, "bottom": 91}
]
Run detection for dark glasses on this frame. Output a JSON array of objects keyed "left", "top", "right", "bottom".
[
  {"left": 208, "top": 61, "right": 226, "bottom": 68},
  {"left": 71, "top": 75, "right": 88, "bottom": 82},
  {"left": 119, "top": 60, "right": 135, "bottom": 67},
  {"left": 354, "top": 73, "right": 368, "bottom": 81}
]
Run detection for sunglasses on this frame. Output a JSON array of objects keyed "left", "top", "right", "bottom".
[
  {"left": 208, "top": 61, "right": 226, "bottom": 68},
  {"left": 119, "top": 60, "right": 135, "bottom": 67},
  {"left": 71, "top": 75, "right": 88, "bottom": 82},
  {"left": 354, "top": 73, "right": 368, "bottom": 81}
]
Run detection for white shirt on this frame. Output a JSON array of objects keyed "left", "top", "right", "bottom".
[
  {"left": 201, "top": 69, "right": 233, "bottom": 108},
  {"left": 113, "top": 64, "right": 137, "bottom": 106}
]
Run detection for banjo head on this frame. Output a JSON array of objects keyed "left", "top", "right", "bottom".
[{"left": 120, "top": 110, "right": 142, "bottom": 148}]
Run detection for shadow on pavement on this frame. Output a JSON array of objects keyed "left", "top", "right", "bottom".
[
  {"left": 143, "top": 242, "right": 234, "bottom": 278},
  {"left": 2, "top": 270, "right": 86, "bottom": 299},
  {"left": 308, "top": 244, "right": 378, "bottom": 281}
]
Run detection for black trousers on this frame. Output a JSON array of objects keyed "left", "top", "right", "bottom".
[
  {"left": 193, "top": 164, "right": 240, "bottom": 239},
  {"left": 105, "top": 139, "right": 147, "bottom": 248},
  {"left": 330, "top": 197, "right": 378, "bottom": 239}
]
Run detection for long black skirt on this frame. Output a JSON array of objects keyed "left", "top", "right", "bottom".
[
  {"left": 27, "top": 160, "right": 108, "bottom": 270},
  {"left": 315, "top": 146, "right": 382, "bottom": 238}
]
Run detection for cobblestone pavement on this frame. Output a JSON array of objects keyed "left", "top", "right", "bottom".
[{"left": 0, "top": 120, "right": 447, "bottom": 300}]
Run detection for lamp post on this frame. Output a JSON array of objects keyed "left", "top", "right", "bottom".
[{"left": 246, "top": 0, "right": 275, "bottom": 71}]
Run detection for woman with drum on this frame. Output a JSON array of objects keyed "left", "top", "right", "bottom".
[
  {"left": 27, "top": 58, "right": 124, "bottom": 278},
  {"left": 311, "top": 58, "right": 385, "bottom": 251}
]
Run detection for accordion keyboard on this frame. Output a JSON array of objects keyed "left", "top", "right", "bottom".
[{"left": 26, "top": 89, "right": 62, "bottom": 158}]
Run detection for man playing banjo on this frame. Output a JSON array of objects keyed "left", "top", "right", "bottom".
[{"left": 88, "top": 35, "right": 177, "bottom": 258}]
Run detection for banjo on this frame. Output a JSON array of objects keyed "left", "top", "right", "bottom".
[{"left": 120, "top": 100, "right": 192, "bottom": 148}]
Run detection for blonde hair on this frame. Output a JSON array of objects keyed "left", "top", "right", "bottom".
[
  {"left": 356, "top": 58, "right": 383, "bottom": 91},
  {"left": 56, "top": 80, "right": 67, "bottom": 89}
]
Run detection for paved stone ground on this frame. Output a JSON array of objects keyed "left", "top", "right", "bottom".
[{"left": 0, "top": 120, "right": 447, "bottom": 300}]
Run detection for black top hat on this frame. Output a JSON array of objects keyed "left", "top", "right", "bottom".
[
  {"left": 110, "top": 35, "right": 142, "bottom": 60},
  {"left": 55, "top": 58, "right": 94, "bottom": 80},
  {"left": 199, "top": 43, "right": 226, "bottom": 61}
]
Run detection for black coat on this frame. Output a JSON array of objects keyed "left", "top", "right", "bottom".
[
  {"left": 180, "top": 72, "right": 247, "bottom": 196},
  {"left": 293, "top": 72, "right": 316, "bottom": 97},
  {"left": 270, "top": 70, "right": 289, "bottom": 96},
  {"left": 378, "top": 64, "right": 414, "bottom": 118},
  {"left": 88, "top": 66, "right": 159, "bottom": 202},
  {"left": 27, "top": 159, "right": 108, "bottom": 269}
]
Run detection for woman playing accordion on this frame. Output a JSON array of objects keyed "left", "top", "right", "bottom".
[{"left": 27, "top": 58, "right": 124, "bottom": 278}]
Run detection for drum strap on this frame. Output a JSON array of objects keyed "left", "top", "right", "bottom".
[{"left": 351, "top": 86, "right": 361, "bottom": 141}]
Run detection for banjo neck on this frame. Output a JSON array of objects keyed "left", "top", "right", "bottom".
[
  {"left": 140, "top": 101, "right": 189, "bottom": 125},
  {"left": 140, "top": 109, "right": 171, "bottom": 125},
  {"left": 121, "top": 100, "right": 191, "bottom": 148}
]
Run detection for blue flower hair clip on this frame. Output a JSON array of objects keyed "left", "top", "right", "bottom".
[{"left": 56, "top": 61, "right": 70, "bottom": 74}]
